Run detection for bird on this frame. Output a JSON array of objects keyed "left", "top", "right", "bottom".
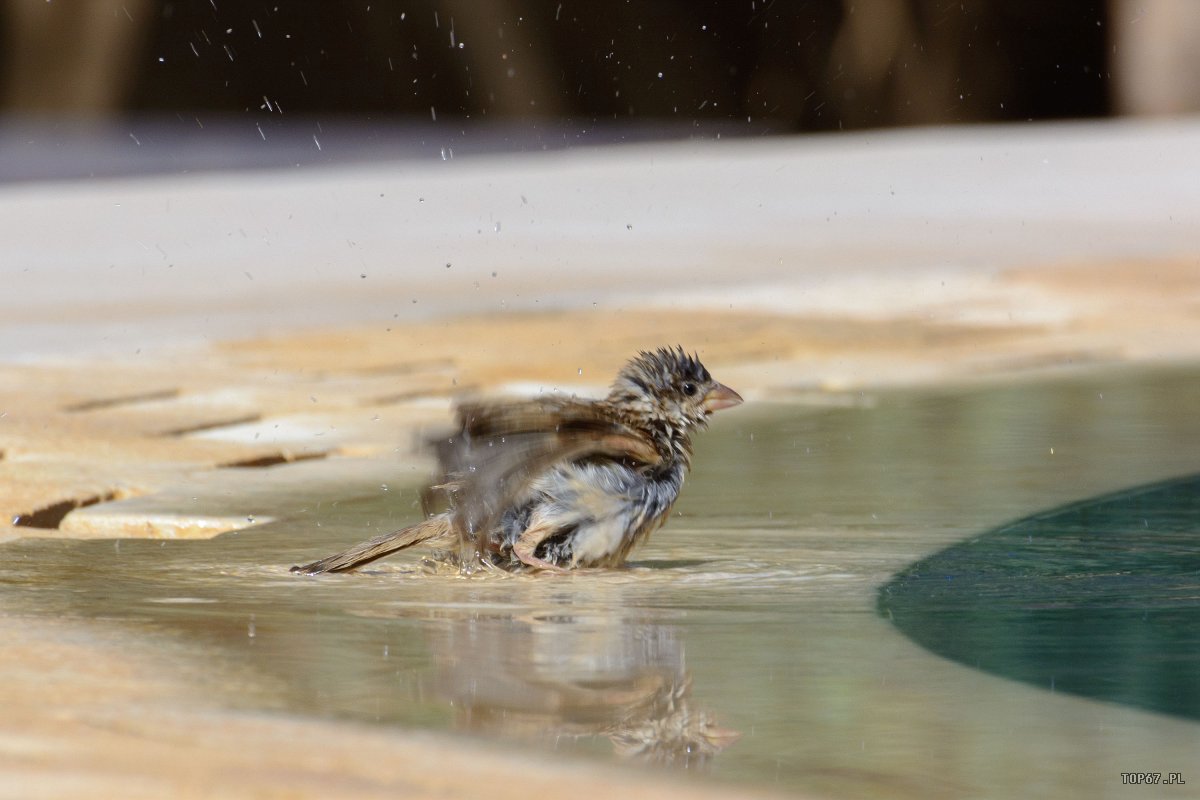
[{"left": 290, "top": 346, "right": 742, "bottom": 575}]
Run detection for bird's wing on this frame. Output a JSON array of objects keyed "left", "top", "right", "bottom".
[{"left": 422, "top": 397, "right": 661, "bottom": 554}]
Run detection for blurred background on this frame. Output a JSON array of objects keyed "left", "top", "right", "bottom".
[{"left": 2, "top": 0, "right": 1199, "bottom": 180}]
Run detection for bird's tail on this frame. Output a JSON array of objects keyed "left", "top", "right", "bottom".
[{"left": 290, "top": 516, "right": 452, "bottom": 575}]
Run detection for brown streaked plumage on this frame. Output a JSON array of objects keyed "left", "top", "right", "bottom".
[{"left": 291, "top": 347, "right": 742, "bottom": 575}]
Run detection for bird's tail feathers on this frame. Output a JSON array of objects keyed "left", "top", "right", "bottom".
[{"left": 290, "top": 516, "right": 451, "bottom": 575}]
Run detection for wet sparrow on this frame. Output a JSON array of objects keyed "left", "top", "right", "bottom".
[{"left": 291, "top": 347, "right": 742, "bottom": 574}]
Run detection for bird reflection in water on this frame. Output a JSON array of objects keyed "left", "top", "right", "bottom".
[{"left": 420, "top": 609, "right": 740, "bottom": 768}]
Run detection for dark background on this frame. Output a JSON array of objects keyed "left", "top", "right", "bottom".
[
  {"left": 128, "top": 1, "right": 1109, "bottom": 128},
  {"left": 2, "top": 0, "right": 1197, "bottom": 182},
  {"left": 1, "top": 1, "right": 1121, "bottom": 129}
]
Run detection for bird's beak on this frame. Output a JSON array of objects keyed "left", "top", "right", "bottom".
[{"left": 702, "top": 382, "right": 743, "bottom": 413}]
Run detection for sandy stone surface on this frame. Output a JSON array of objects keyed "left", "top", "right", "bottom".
[{"left": 4, "top": 261, "right": 1199, "bottom": 544}]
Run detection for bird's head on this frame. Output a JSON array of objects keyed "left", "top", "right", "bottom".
[{"left": 607, "top": 347, "right": 743, "bottom": 432}]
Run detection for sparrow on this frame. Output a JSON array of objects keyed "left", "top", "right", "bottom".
[{"left": 291, "top": 347, "right": 742, "bottom": 574}]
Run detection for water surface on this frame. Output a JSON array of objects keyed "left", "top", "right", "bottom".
[{"left": 3, "top": 365, "right": 1200, "bottom": 798}]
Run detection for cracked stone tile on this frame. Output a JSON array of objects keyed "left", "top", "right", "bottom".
[{"left": 58, "top": 455, "right": 431, "bottom": 539}]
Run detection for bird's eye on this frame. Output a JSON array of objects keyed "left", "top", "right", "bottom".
[{"left": 681, "top": 382, "right": 696, "bottom": 396}]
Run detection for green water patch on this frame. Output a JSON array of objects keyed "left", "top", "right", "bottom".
[{"left": 879, "top": 473, "right": 1200, "bottom": 721}]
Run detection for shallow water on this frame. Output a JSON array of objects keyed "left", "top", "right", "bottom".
[{"left": 3, "top": 365, "right": 1200, "bottom": 797}]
